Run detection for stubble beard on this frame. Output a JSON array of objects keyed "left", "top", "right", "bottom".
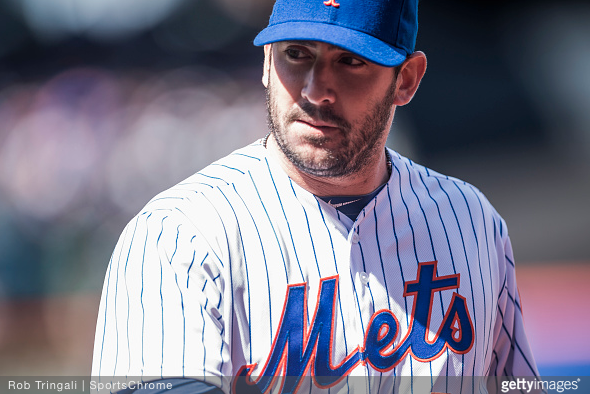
[{"left": 266, "top": 76, "right": 397, "bottom": 179}]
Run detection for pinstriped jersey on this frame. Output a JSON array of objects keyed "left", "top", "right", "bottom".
[{"left": 92, "top": 139, "right": 539, "bottom": 393}]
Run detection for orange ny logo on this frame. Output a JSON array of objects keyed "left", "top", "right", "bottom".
[{"left": 323, "top": 0, "right": 340, "bottom": 7}]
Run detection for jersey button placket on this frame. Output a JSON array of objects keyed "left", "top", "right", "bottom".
[{"left": 349, "top": 226, "right": 372, "bottom": 349}]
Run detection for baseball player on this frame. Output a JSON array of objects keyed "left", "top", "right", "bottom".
[{"left": 92, "top": 0, "right": 540, "bottom": 393}]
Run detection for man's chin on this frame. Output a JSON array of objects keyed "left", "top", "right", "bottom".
[
  {"left": 290, "top": 155, "right": 351, "bottom": 178},
  {"left": 271, "top": 133, "right": 351, "bottom": 177}
]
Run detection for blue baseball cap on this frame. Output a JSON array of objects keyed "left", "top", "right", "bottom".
[{"left": 253, "top": 0, "right": 418, "bottom": 67}]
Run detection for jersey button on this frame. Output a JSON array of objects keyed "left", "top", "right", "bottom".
[
  {"left": 351, "top": 233, "right": 360, "bottom": 244},
  {"left": 359, "top": 272, "right": 370, "bottom": 285}
]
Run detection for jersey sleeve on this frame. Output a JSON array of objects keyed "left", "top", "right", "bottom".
[
  {"left": 488, "top": 228, "right": 540, "bottom": 379},
  {"left": 91, "top": 205, "right": 232, "bottom": 393}
]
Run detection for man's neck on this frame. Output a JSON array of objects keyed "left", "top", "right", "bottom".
[{"left": 265, "top": 134, "right": 390, "bottom": 197}]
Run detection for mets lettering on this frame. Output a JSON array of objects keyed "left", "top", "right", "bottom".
[{"left": 234, "top": 261, "right": 474, "bottom": 394}]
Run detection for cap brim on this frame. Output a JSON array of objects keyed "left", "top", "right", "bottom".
[{"left": 253, "top": 21, "right": 407, "bottom": 67}]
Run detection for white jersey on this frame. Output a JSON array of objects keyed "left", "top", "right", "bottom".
[{"left": 92, "top": 139, "right": 539, "bottom": 393}]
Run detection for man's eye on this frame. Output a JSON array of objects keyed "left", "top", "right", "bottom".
[
  {"left": 340, "top": 56, "right": 365, "bottom": 66},
  {"left": 285, "top": 48, "right": 306, "bottom": 59}
]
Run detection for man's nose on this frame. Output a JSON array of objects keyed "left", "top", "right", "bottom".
[{"left": 301, "top": 61, "right": 336, "bottom": 106}]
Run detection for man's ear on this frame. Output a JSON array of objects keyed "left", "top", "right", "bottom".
[
  {"left": 393, "top": 51, "right": 427, "bottom": 106},
  {"left": 262, "top": 44, "right": 272, "bottom": 88}
]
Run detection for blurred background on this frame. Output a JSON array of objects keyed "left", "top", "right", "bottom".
[{"left": 0, "top": 0, "right": 588, "bottom": 378}]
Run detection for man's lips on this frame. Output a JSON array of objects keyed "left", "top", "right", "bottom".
[{"left": 295, "top": 119, "right": 340, "bottom": 131}]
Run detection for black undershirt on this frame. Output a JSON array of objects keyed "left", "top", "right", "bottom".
[{"left": 318, "top": 183, "right": 386, "bottom": 221}]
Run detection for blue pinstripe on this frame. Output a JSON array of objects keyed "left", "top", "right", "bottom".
[
  {"left": 140, "top": 212, "right": 152, "bottom": 377},
  {"left": 232, "top": 182, "right": 274, "bottom": 343},
  {"left": 289, "top": 179, "right": 322, "bottom": 277},
  {"left": 468, "top": 186, "right": 496, "bottom": 373},
  {"left": 197, "top": 173, "right": 230, "bottom": 185},
  {"left": 418, "top": 172, "right": 461, "bottom": 390},
  {"left": 218, "top": 187, "right": 253, "bottom": 364},
  {"left": 506, "top": 290, "right": 522, "bottom": 312},
  {"left": 199, "top": 194, "right": 231, "bottom": 385},
  {"left": 317, "top": 201, "right": 355, "bottom": 394},
  {"left": 157, "top": 216, "right": 168, "bottom": 378},
  {"left": 385, "top": 184, "right": 410, "bottom": 327},
  {"left": 453, "top": 183, "right": 488, "bottom": 387},
  {"left": 168, "top": 224, "right": 187, "bottom": 376},
  {"left": 393, "top": 161, "right": 420, "bottom": 381},
  {"left": 367, "top": 202, "right": 387, "bottom": 394},
  {"left": 113, "top": 218, "right": 136, "bottom": 377},
  {"left": 182, "top": 181, "right": 215, "bottom": 189},
  {"left": 373, "top": 204, "right": 391, "bottom": 311},
  {"left": 124, "top": 217, "right": 141, "bottom": 377},
  {"left": 405, "top": 164, "right": 447, "bottom": 317},
  {"left": 405, "top": 164, "right": 451, "bottom": 388},
  {"left": 185, "top": 249, "right": 197, "bottom": 288},
  {"left": 98, "top": 252, "right": 115, "bottom": 378},
  {"left": 248, "top": 171, "right": 289, "bottom": 282},
  {"left": 492, "top": 349, "right": 499, "bottom": 376},
  {"left": 288, "top": 180, "right": 324, "bottom": 368},
  {"left": 317, "top": 199, "right": 352, "bottom": 355},
  {"left": 435, "top": 177, "right": 478, "bottom": 382},
  {"left": 151, "top": 196, "right": 184, "bottom": 203},
  {"left": 357, "top": 240, "right": 377, "bottom": 385},
  {"left": 265, "top": 158, "right": 305, "bottom": 282},
  {"left": 384, "top": 182, "right": 402, "bottom": 391},
  {"left": 496, "top": 307, "right": 539, "bottom": 378},
  {"left": 233, "top": 152, "right": 262, "bottom": 161},
  {"left": 505, "top": 255, "right": 515, "bottom": 268},
  {"left": 200, "top": 303, "right": 207, "bottom": 382},
  {"left": 498, "top": 274, "right": 508, "bottom": 301},
  {"left": 211, "top": 163, "right": 245, "bottom": 174}
]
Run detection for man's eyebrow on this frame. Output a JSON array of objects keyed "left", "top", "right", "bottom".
[
  {"left": 282, "top": 40, "right": 317, "bottom": 47},
  {"left": 282, "top": 40, "right": 345, "bottom": 52}
]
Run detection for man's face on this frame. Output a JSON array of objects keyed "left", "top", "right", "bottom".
[{"left": 265, "top": 41, "right": 398, "bottom": 178}]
